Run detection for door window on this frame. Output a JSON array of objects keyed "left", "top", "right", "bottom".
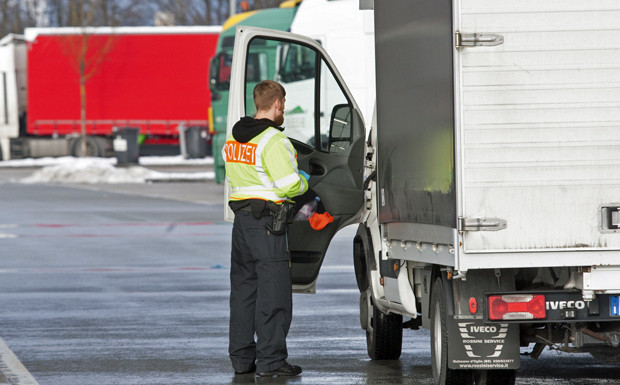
[
  {"left": 319, "top": 60, "right": 350, "bottom": 153},
  {"left": 246, "top": 52, "right": 268, "bottom": 83},
  {"left": 245, "top": 37, "right": 352, "bottom": 153}
]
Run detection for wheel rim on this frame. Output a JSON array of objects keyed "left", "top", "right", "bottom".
[
  {"left": 85, "top": 142, "right": 96, "bottom": 156},
  {"left": 74, "top": 138, "right": 99, "bottom": 157},
  {"left": 432, "top": 301, "right": 442, "bottom": 378}
]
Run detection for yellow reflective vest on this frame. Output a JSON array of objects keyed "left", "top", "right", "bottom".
[{"left": 223, "top": 127, "right": 308, "bottom": 203}]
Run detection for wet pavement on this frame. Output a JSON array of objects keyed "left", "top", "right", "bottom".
[{"left": 0, "top": 165, "right": 619, "bottom": 384}]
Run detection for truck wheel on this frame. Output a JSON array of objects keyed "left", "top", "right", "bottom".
[
  {"left": 364, "top": 290, "right": 402, "bottom": 360},
  {"left": 430, "top": 278, "right": 472, "bottom": 385},
  {"left": 473, "top": 369, "right": 516, "bottom": 385},
  {"left": 71, "top": 136, "right": 103, "bottom": 157},
  {"left": 353, "top": 228, "right": 370, "bottom": 292}
]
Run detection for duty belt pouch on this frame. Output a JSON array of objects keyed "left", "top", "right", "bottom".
[
  {"left": 250, "top": 200, "right": 267, "bottom": 219},
  {"left": 265, "top": 201, "right": 294, "bottom": 235}
]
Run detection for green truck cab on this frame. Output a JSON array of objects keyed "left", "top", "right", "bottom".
[{"left": 209, "top": 1, "right": 300, "bottom": 183}]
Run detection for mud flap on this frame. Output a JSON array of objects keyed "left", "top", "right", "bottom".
[{"left": 448, "top": 316, "right": 520, "bottom": 370}]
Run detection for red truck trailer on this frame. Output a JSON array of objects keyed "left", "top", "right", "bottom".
[{"left": 0, "top": 26, "right": 220, "bottom": 159}]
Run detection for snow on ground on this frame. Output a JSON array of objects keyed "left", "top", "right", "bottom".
[
  {"left": 2, "top": 156, "right": 215, "bottom": 184},
  {"left": 0, "top": 155, "right": 213, "bottom": 168}
]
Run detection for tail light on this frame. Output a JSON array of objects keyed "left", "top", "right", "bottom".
[{"left": 488, "top": 294, "right": 546, "bottom": 320}]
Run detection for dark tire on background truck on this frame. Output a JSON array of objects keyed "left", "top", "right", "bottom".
[
  {"left": 430, "top": 278, "right": 473, "bottom": 385},
  {"left": 70, "top": 136, "right": 104, "bottom": 157},
  {"left": 364, "top": 290, "right": 402, "bottom": 360}
]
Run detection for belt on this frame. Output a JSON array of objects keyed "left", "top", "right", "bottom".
[{"left": 230, "top": 199, "right": 281, "bottom": 218}]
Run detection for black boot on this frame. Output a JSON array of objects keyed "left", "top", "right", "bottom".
[{"left": 256, "top": 362, "right": 302, "bottom": 377}]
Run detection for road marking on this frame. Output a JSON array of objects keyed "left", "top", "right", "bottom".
[
  {"left": 0, "top": 222, "right": 219, "bottom": 228},
  {"left": 0, "top": 337, "right": 39, "bottom": 385},
  {"left": 30, "top": 221, "right": 216, "bottom": 228},
  {"left": 0, "top": 222, "right": 229, "bottom": 239},
  {"left": 0, "top": 266, "right": 226, "bottom": 274}
]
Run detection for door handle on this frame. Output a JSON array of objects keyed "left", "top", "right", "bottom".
[{"left": 309, "top": 162, "right": 324, "bottom": 175}]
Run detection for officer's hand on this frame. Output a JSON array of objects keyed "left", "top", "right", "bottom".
[{"left": 299, "top": 170, "right": 310, "bottom": 181}]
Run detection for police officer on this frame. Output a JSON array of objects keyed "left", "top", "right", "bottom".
[{"left": 224, "top": 80, "right": 308, "bottom": 377}]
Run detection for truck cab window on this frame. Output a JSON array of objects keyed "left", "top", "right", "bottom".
[
  {"left": 246, "top": 52, "right": 268, "bottom": 83},
  {"left": 274, "top": 42, "right": 317, "bottom": 147},
  {"left": 210, "top": 52, "right": 232, "bottom": 91},
  {"left": 278, "top": 43, "right": 316, "bottom": 83}
]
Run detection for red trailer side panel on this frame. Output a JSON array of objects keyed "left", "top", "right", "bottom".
[{"left": 26, "top": 28, "right": 219, "bottom": 137}]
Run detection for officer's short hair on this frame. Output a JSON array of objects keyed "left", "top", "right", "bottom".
[{"left": 253, "top": 80, "right": 286, "bottom": 111}]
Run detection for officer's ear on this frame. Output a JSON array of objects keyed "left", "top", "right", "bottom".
[{"left": 276, "top": 98, "right": 286, "bottom": 112}]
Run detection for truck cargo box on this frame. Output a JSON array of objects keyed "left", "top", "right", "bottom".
[{"left": 374, "top": 1, "right": 620, "bottom": 270}]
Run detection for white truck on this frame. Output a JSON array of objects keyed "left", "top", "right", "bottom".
[
  {"left": 288, "top": 0, "right": 375, "bottom": 135},
  {"left": 225, "top": 1, "right": 620, "bottom": 384}
]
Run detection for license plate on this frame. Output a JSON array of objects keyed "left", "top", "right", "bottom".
[{"left": 611, "top": 296, "right": 620, "bottom": 316}]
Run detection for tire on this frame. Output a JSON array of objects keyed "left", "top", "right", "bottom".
[
  {"left": 71, "top": 136, "right": 103, "bottom": 157},
  {"left": 430, "top": 278, "right": 472, "bottom": 385},
  {"left": 364, "top": 290, "right": 402, "bottom": 360},
  {"left": 353, "top": 230, "right": 369, "bottom": 292},
  {"left": 473, "top": 369, "right": 516, "bottom": 385}
]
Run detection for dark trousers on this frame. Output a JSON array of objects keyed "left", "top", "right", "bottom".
[{"left": 229, "top": 211, "right": 292, "bottom": 373}]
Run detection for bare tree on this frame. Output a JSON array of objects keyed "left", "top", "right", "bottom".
[
  {"left": 0, "top": 0, "right": 45, "bottom": 37},
  {"left": 151, "top": 0, "right": 253, "bottom": 27},
  {"left": 202, "top": 0, "right": 213, "bottom": 25},
  {"left": 58, "top": 1, "right": 117, "bottom": 156},
  {"left": 45, "top": 0, "right": 154, "bottom": 27},
  {"left": 0, "top": 0, "right": 235, "bottom": 34}
]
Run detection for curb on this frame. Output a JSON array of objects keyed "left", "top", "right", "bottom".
[{"left": 0, "top": 338, "right": 39, "bottom": 385}]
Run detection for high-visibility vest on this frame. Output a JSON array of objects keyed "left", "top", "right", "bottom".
[{"left": 223, "top": 127, "right": 308, "bottom": 203}]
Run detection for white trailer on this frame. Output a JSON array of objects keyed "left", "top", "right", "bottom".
[
  {"left": 0, "top": 34, "right": 26, "bottom": 160},
  {"left": 268, "top": 0, "right": 375, "bottom": 147},
  {"left": 290, "top": 0, "right": 375, "bottom": 132},
  {"left": 226, "top": 0, "right": 620, "bottom": 384}
]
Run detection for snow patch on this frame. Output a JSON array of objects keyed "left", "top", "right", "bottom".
[
  {"left": 13, "top": 157, "right": 214, "bottom": 184},
  {"left": 0, "top": 155, "right": 213, "bottom": 168}
]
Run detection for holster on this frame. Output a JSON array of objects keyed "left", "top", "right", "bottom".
[{"left": 265, "top": 201, "right": 295, "bottom": 235}]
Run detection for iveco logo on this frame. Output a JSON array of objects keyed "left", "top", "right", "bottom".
[
  {"left": 546, "top": 300, "right": 586, "bottom": 310},
  {"left": 469, "top": 326, "right": 497, "bottom": 333}
]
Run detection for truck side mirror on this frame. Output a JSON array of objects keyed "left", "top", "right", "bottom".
[
  {"left": 209, "top": 53, "right": 231, "bottom": 93},
  {"left": 329, "top": 103, "right": 352, "bottom": 153},
  {"left": 208, "top": 56, "right": 220, "bottom": 98}
]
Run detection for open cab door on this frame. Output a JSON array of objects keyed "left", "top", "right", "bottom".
[{"left": 226, "top": 26, "right": 365, "bottom": 293}]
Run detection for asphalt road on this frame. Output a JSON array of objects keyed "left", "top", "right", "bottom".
[{"left": 0, "top": 165, "right": 619, "bottom": 385}]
